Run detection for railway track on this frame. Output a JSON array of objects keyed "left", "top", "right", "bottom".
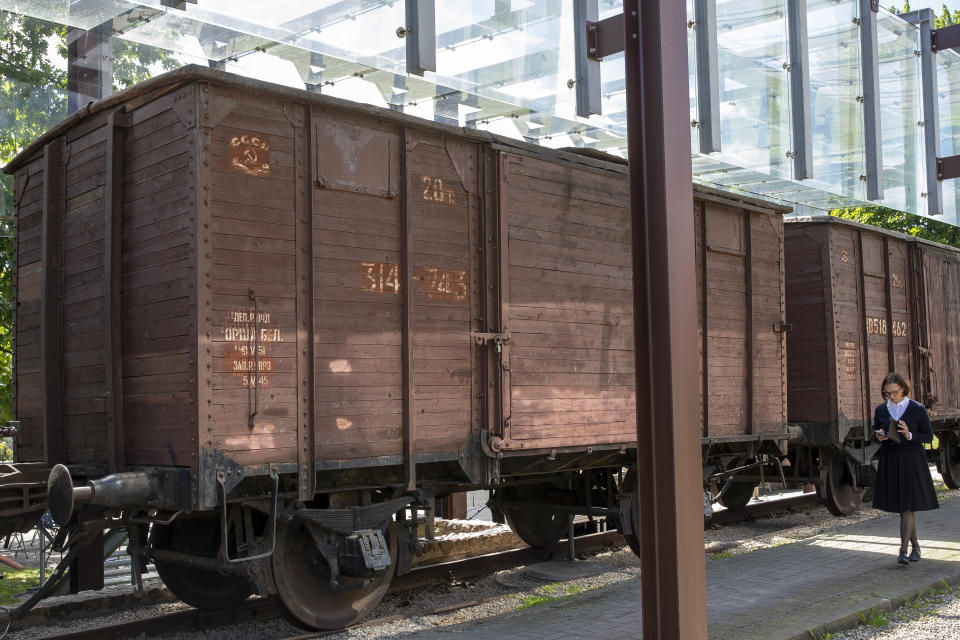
[{"left": 32, "top": 493, "right": 824, "bottom": 640}]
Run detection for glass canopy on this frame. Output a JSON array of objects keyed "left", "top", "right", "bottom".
[{"left": 1, "top": 0, "right": 958, "bottom": 224}]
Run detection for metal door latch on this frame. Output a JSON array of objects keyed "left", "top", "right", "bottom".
[{"left": 470, "top": 331, "right": 511, "bottom": 350}]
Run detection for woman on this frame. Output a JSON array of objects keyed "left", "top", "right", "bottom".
[{"left": 873, "top": 373, "right": 939, "bottom": 565}]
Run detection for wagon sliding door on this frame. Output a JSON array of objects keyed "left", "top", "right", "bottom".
[
  {"left": 916, "top": 245, "right": 960, "bottom": 415},
  {"left": 698, "top": 202, "right": 787, "bottom": 438},
  {"left": 494, "top": 151, "right": 636, "bottom": 452},
  {"left": 311, "top": 116, "right": 479, "bottom": 469}
]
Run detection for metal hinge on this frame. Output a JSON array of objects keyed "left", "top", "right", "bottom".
[
  {"left": 919, "top": 346, "right": 934, "bottom": 358},
  {"left": 774, "top": 323, "right": 793, "bottom": 333}
]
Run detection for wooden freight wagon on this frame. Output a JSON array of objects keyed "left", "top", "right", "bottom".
[
  {"left": 785, "top": 216, "right": 960, "bottom": 514},
  {"left": 6, "top": 65, "right": 788, "bottom": 627}
]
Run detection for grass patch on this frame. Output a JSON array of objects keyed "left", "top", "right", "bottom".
[
  {"left": 858, "top": 607, "right": 889, "bottom": 627},
  {"left": 517, "top": 594, "right": 553, "bottom": 609},
  {"left": 0, "top": 567, "right": 41, "bottom": 605},
  {"left": 515, "top": 583, "right": 585, "bottom": 610},
  {"left": 710, "top": 551, "right": 733, "bottom": 560}
]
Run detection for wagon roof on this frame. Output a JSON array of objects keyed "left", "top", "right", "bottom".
[
  {"left": 786, "top": 214, "right": 960, "bottom": 255},
  {"left": 3, "top": 64, "right": 791, "bottom": 215}
]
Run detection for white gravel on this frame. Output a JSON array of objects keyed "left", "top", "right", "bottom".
[{"left": 9, "top": 479, "right": 960, "bottom": 640}]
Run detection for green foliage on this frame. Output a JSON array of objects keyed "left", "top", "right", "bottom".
[
  {"left": 858, "top": 607, "right": 890, "bottom": 627},
  {"left": 935, "top": 4, "right": 960, "bottom": 28},
  {"left": 888, "top": 2, "right": 960, "bottom": 28},
  {"left": 0, "top": 11, "right": 177, "bottom": 431},
  {"left": 830, "top": 205, "right": 960, "bottom": 249},
  {"left": 0, "top": 11, "right": 68, "bottom": 427},
  {"left": 710, "top": 551, "right": 734, "bottom": 560}
]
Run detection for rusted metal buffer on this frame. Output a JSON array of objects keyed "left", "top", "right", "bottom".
[
  {"left": 3, "top": 65, "right": 793, "bottom": 629},
  {"left": 785, "top": 216, "right": 960, "bottom": 515}
]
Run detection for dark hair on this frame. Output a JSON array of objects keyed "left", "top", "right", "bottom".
[{"left": 882, "top": 372, "right": 911, "bottom": 398}]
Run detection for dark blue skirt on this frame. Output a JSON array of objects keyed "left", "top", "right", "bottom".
[{"left": 872, "top": 446, "right": 939, "bottom": 513}]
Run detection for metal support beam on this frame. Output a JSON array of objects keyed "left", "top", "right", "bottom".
[
  {"left": 574, "top": 0, "right": 600, "bottom": 117},
  {"left": 66, "top": 22, "right": 113, "bottom": 114},
  {"left": 694, "top": 0, "right": 721, "bottom": 153},
  {"left": 938, "top": 155, "right": 960, "bottom": 181},
  {"left": 904, "top": 9, "right": 943, "bottom": 215},
  {"left": 787, "top": 0, "right": 813, "bottom": 180},
  {"left": 623, "top": 1, "right": 707, "bottom": 638},
  {"left": 404, "top": 0, "right": 436, "bottom": 76},
  {"left": 931, "top": 22, "right": 960, "bottom": 52},
  {"left": 859, "top": 0, "right": 883, "bottom": 200}
]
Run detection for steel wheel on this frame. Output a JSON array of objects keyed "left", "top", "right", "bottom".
[
  {"left": 273, "top": 518, "right": 398, "bottom": 630},
  {"left": 620, "top": 469, "right": 641, "bottom": 558},
  {"left": 718, "top": 480, "right": 757, "bottom": 510},
  {"left": 823, "top": 451, "right": 865, "bottom": 516},
  {"left": 501, "top": 484, "right": 570, "bottom": 549},
  {"left": 940, "top": 432, "right": 960, "bottom": 489},
  {"left": 151, "top": 518, "right": 253, "bottom": 610}
]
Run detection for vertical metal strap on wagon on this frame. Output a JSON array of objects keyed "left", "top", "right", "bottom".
[
  {"left": 856, "top": 231, "right": 872, "bottom": 430},
  {"left": 744, "top": 210, "right": 754, "bottom": 435},
  {"left": 104, "top": 109, "right": 130, "bottom": 472},
  {"left": 882, "top": 236, "right": 896, "bottom": 372},
  {"left": 699, "top": 202, "right": 709, "bottom": 439},
  {"left": 496, "top": 154, "right": 511, "bottom": 444},
  {"left": 294, "top": 104, "right": 315, "bottom": 501},
  {"left": 40, "top": 138, "right": 65, "bottom": 465},
  {"left": 400, "top": 127, "right": 417, "bottom": 492}
]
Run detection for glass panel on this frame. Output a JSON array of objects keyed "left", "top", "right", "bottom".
[
  {"left": 938, "top": 49, "right": 960, "bottom": 226},
  {"left": 876, "top": 10, "right": 924, "bottom": 215},
  {"left": 713, "top": 0, "right": 791, "bottom": 179},
  {"left": 806, "top": 0, "right": 864, "bottom": 202},
  {"left": 0, "top": 0, "right": 955, "bottom": 226},
  {"left": 0, "top": 11, "right": 68, "bottom": 168}
]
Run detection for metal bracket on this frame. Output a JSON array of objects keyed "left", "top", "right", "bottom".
[
  {"left": 200, "top": 447, "right": 245, "bottom": 508},
  {"left": 937, "top": 155, "right": 960, "bottom": 181},
  {"left": 217, "top": 466, "right": 278, "bottom": 564},
  {"left": 931, "top": 23, "right": 960, "bottom": 52},
  {"left": 774, "top": 322, "right": 793, "bottom": 333},
  {"left": 403, "top": 0, "right": 436, "bottom": 76},
  {"left": 457, "top": 429, "right": 499, "bottom": 484}
]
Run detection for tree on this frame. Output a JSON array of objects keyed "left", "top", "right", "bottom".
[
  {"left": 831, "top": 205, "right": 960, "bottom": 249},
  {"left": 0, "top": 10, "right": 177, "bottom": 426},
  {"left": 888, "top": 1, "right": 960, "bottom": 27}
]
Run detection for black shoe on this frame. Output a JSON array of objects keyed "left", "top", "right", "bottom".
[
  {"left": 909, "top": 547, "right": 921, "bottom": 562},
  {"left": 897, "top": 551, "right": 909, "bottom": 565}
]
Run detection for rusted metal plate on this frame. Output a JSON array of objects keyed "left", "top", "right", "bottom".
[{"left": 315, "top": 117, "right": 401, "bottom": 197}]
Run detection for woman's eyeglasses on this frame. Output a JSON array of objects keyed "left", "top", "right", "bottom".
[{"left": 883, "top": 388, "right": 902, "bottom": 398}]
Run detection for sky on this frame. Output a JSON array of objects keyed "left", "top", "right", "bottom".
[{"left": 918, "top": 0, "right": 960, "bottom": 13}]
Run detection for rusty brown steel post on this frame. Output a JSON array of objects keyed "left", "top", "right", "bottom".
[{"left": 622, "top": 1, "right": 707, "bottom": 638}]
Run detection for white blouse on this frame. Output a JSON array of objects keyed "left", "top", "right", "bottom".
[{"left": 887, "top": 396, "right": 910, "bottom": 421}]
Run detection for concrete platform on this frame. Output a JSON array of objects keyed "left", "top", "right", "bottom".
[{"left": 401, "top": 496, "right": 960, "bottom": 640}]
